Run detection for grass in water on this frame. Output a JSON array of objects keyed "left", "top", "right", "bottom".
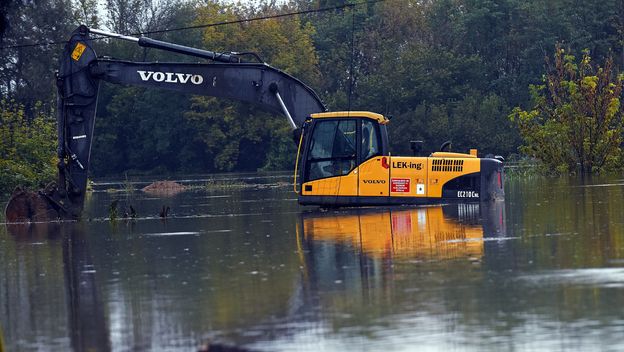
[
  {"left": 504, "top": 157, "right": 540, "bottom": 180},
  {"left": 204, "top": 178, "right": 248, "bottom": 190},
  {"left": 123, "top": 173, "right": 135, "bottom": 193}
]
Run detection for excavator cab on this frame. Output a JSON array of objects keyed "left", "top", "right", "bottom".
[
  {"left": 300, "top": 112, "right": 389, "bottom": 182},
  {"left": 296, "top": 111, "right": 389, "bottom": 204}
]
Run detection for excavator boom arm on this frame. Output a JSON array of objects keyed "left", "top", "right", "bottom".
[
  {"left": 94, "top": 59, "right": 325, "bottom": 125},
  {"left": 49, "top": 25, "right": 325, "bottom": 218}
]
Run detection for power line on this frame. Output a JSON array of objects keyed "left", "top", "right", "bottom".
[{"left": 0, "top": 0, "right": 386, "bottom": 50}]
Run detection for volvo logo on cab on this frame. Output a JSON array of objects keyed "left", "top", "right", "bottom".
[
  {"left": 363, "top": 180, "right": 386, "bottom": 184},
  {"left": 137, "top": 70, "right": 204, "bottom": 85}
]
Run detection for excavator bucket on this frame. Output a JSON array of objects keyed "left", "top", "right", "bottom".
[{"left": 4, "top": 186, "right": 61, "bottom": 223}]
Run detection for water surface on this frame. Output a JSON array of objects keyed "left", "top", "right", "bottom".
[{"left": 2, "top": 174, "right": 624, "bottom": 351}]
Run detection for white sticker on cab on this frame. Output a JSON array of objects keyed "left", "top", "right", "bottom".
[{"left": 416, "top": 183, "right": 425, "bottom": 195}]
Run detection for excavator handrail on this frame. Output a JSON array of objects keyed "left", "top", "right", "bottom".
[{"left": 293, "top": 128, "right": 306, "bottom": 194}]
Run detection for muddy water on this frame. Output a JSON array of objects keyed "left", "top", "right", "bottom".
[{"left": 2, "top": 173, "right": 624, "bottom": 351}]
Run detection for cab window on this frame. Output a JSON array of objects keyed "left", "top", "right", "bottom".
[
  {"left": 361, "top": 119, "right": 381, "bottom": 162},
  {"left": 306, "top": 120, "right": 357, "bottom": 181}
]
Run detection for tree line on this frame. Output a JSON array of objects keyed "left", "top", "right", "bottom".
[{"left": 1, "top": 0, "right": 624, "bottom": 192}]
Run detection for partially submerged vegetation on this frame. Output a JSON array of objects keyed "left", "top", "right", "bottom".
[
  {"left": 0, "top": 101, "right": 56, "bottom": 196},
  {"left": 204, "top": 179, "right": 248, "bottom": 190},
  {"left": 204, "top": 178, "right": 289, "bottom": 191},
  {"left": 96, "top": 178, "right": 289, "bottom": 195},
  {"left": 510, "top": 46, "right": 624, "bottom": 175},
  {"left": 503, "top": 158, "right": 541, "bottom": 180}
]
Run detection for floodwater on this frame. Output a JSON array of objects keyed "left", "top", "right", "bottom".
[{"left": 2, "top": 173, "right": 624, "bottom": 351}]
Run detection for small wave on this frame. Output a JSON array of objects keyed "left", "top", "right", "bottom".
[
  {"left": 141, "top": 231, "right": 201, "bottom": 236},
  {"left": 140, "top": 229, "right": 232, "bottom": 237},
  {"left": 575, "top": 183, "right": 624, "bottom": 188},
  {"left": 519, "top": 268, "right": 624, "bottom": 287}
]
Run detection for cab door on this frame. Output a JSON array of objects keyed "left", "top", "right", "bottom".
[
  {"left": 301, "top": 119, "right": 359, "bottom": 196},
  {"left": 358, "top": 119, "right": 389, "bottom": 196}
]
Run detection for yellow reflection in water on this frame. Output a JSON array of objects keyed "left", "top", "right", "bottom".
[{"left": 301, "top": 205, "right": 489, "bottom": 260}]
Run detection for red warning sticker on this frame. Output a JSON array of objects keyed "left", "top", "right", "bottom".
[{"left": 391, "top": 178, "right": 410, "bottom": 193}]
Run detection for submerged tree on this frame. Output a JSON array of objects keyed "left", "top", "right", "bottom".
[{"left": 510, "top": 45, "right": 624, "bottom": 174}]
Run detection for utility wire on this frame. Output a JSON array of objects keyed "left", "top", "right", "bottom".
[{"left": 0, "top": 0, "right": 386, "bottom": 50}]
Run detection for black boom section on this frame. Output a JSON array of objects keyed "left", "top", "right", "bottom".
[
  {"left": 52, "top": 25, "right": 326, "bottom": 218},
  {"left": 93, "top": 59, "right": 326, "bottom": 127},
  {"left": 56, "top": 26, "right": 100, "bottom": 217}
]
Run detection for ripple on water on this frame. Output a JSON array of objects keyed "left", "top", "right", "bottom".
[
  {"left": 140, "top": 231, "right": 202, "bottom": 236},
  {"left": 139, "top": 229, "right": 233, "bottom": 237},
  {"left": 518, "top": 268, "right": 624, "bottom": 288}
]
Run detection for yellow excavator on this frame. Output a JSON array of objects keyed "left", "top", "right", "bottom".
[
  {"left": 295, "top": 111, "right": 503, "bottom": 206},
  {"left": 4, "top": 26, "right": 503, "bottom": 222}
]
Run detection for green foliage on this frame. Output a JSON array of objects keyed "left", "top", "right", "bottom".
[
  {"left": 184, "top": 96, "right": 296, "bottom": 172},
  {"left": 92, "top": 87, "right": 204, "bottom": 175},
  {"left": 71, "top": 0, "right": 100, "bottom": 27},
  {"left": 90, "top": 1, "right": 207, "bottom": 176},
  {"left": 0, "top": 1, "right": 73, "bottom": 116},
  {"left": 510, "top": 46, "right": 624, "bottom": 174},
  {"left": 390, "top": 91, "right": 519, "bottom": 156},
  {"left": 0, "top": 101, "right": 56, "bottom": 195},
  {"left": 183, "top": 1, "right": 318, "bottom": 172},
  {"left": 4, "top": 0, "right": 624, "bottom": 178}
]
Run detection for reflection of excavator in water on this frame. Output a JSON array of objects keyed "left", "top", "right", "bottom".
[
  {"left": 294, "top": 204, "right": 506, "bottom": 316},
  {"left": 298, "top": 203, "right": 505, "bottom": 261},
  {"left": 5, "top": 25, "right": 504, "bottom": 222}
]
